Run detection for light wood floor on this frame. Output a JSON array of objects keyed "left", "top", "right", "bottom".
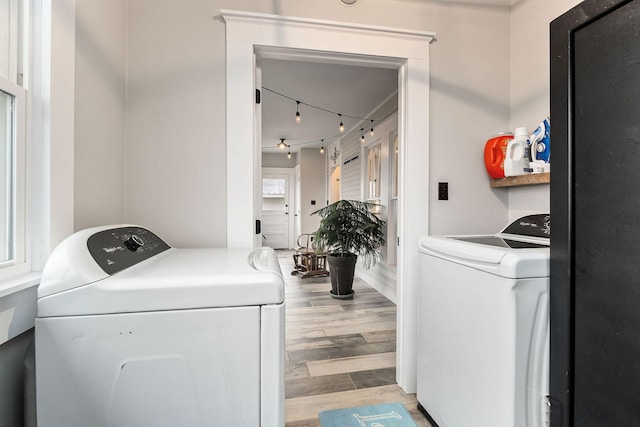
[{"left": 277, "top": 251, "right": 433, "bottom": 427}]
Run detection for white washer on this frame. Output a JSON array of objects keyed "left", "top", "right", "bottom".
[
  {"left": 417, "top": 214, "right": 550, "bottom": 427},
  {"left": 35, "top": 225, "right": 285, "bottom": 427}
]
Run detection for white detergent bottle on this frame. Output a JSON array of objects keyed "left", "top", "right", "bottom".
[{"left": 504, "top": 127, "right": 530, "bottom": 177}]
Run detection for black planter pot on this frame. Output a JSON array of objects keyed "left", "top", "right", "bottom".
[{"left": 327, "top": 253, "right": 357, "bottom": 299}]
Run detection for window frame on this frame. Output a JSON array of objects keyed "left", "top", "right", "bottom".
[{"left": 0, "top": 76, "right": 28, "bottom": 279}]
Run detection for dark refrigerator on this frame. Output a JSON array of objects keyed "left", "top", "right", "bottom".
[{"left": 550, "top": 1, "right": 640, "bottom": 426}]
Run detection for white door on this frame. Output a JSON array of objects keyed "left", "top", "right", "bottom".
[{"left": 262, "top": 172, "right": 292, "bottom": 249}]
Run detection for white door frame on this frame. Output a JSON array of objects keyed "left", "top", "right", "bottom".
[{"left": 222, "top": 9, "right": 434, "bottom": 393}]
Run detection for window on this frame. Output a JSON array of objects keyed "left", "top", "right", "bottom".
[
  {"left": 392, "top": 133, "right": 398, "bottom": 198},
  {"left": 0, "top": 78, "right": 26, "bottom": 277},
  {"left": 0, "top": 0, "right": 28, "bottom": 279},
  {"left": 263, "top": 178, "right": 286, "bottom": 197},
  {"left": 366, "top": 143, "right": 381, "bottom": 200}
]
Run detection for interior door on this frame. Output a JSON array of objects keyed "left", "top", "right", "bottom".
[
  {"left": 572, "top": 2, "right": 640, "bottom": 425},
  {"left": 262, "top": 173, "right": 291, "bottom": 249},
  {"left": 550, "top": 1, "right": 640, "bottom": 426}
]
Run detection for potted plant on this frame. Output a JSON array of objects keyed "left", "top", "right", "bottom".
[{"left": 312, "top": 200, "right": 386, "bottom": 299}]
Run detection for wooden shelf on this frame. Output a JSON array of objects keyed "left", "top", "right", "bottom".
[{"left": 490, "top": 172, "right": 550, "bottom": 188}]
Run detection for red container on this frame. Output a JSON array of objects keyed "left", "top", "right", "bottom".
[{"left": 484, "top": 134, "right": 513, "bottom": 179}]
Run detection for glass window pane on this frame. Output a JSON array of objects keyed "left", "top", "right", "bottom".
[
  {"left": 367, "top": 144, "right": 381, "bottom": 199},
  {"left": 263, "top": 178, "right": 285, "bottom": 196},
  {"left": 0, "top": 89, "right": 14, "bottom": 262},
  {"left": 0, "top": 0, "right": 10, "bottom": 80}
]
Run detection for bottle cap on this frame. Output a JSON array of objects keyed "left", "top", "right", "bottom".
[{"left": 515, "top": 127, "right": 528, "bottom": 137}]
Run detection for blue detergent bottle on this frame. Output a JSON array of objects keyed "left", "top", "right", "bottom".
[{"left": 529, "top": 117, "right": 551, "bottom": 173}]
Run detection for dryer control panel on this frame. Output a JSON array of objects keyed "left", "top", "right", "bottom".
[{"left": 87, "top": 226, "right": 171, "bottom": 275}]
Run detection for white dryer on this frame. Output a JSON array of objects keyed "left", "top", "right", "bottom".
[
  {"left": 417, "top": 214, "right": 550, "bottom": 427},
  {"left": 35, "top": 225, "right": 285, "bottom": 427}
]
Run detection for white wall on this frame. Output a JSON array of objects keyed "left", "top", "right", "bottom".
[
  {"left": 507, "top": 0, "right": 583, "bottom": 219},
  {"left": 425, "top": 2, "right": 512, "bottom": 235},
  {"left": 263, "top": 152, "right": 297, "bottom": 168},
  {"left": 124, "top": 0, "right": 229, "bottom": 248},
  {"left": 112, "top": 0, "right": 514, "bottom": 248},
  {"left": 357, "top": 112, "right": 399, "bottom": 302},
  {"left": 70, "top": 0, "right": 584, "bottom": 248},
  {"left": 74, "top": 0, "right": 126, "bottom": 230}
]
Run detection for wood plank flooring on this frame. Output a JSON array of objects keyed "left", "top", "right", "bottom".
[{"left": 277, "top": 251, "right": 433, "bottom": 427}]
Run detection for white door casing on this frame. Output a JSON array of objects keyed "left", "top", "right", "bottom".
[
  {"left": 254, "top": 56, "right": 263, "bottom": 248},
  {"left": 294, "top": 164, "right": 301, "bottom": 243},
  {"left": 222, "top": 10, "right": 434, "bottom": 393}
]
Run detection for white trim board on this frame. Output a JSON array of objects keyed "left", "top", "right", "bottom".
[{"left": 221, "top": 9, "right": 434, "bottom": 394}]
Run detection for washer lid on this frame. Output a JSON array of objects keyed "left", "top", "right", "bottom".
[
  {"left": 418, "top": 234, "right": 549, "bottom": 279},
  {"left": 37, "top": 247, "right": 284, "bottom": 317}
]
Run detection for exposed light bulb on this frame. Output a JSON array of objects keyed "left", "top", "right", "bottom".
[
  {"left": 338, "top": 114, "right": 345, "bottom": 132},
  {"left": 287, "top": 151, "right": 291, "bottom": 159},
  {"left": 295, "top": 101, "right": 301, "bottom": 123},
  {"left": 370, "top": 120, "right": 375, "bottom": 136},
  {"left": 320, "top": 146, "right": 325, "bottom": 154},
  {"left": 361, "top": 128, "right": 365, "bottom": 143},
  {"left": 278, "top": 138, "right": 286, "bottom": 149}
]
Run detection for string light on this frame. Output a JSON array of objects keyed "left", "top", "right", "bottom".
[
  {"left": 268, "top": 126, "right": 373, "bottom": 151},
  {"left": 261, "top": 88, "right": 387, "bottom": 154},
  {"left": 262, "top": 87, "right": 380, "bottom": 134}
]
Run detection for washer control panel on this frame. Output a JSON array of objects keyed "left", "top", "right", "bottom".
[
  {"left": 503, "top": 214, "right": 550, "bottom": 239},
  {"left": 87, "top": 226, "right": 171, "bottom": 275}
]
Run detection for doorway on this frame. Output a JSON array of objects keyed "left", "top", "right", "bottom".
[
  {"left": 262, "top": 168, "right": 295, "bottom": 249},
  {"left": 329, "top": 165, "right": 340, "bottom": 204},
  {"left": 222, "top": 9, "right": 434, "bottom": 393}
]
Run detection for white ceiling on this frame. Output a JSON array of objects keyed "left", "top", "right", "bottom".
[{"left": 261, "top": 59, "right": 398, "bottom": 154}]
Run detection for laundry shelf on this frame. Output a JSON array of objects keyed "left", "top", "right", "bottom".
[{"left": 490, "top": 173, "right": 550, "bottom": 188}]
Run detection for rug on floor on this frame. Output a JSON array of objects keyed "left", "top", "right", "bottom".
[{"left": 319, "top": 402, "right": 417, "bottom": 427}]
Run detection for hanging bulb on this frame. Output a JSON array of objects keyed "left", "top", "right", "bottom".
[
  {"left": 287, "top": 151, "right": 292, "bottom": 159},
  {"left": 360, "top": 128, "right": 365, "bottom": 143},
  {"left": 370, "top": 120, "right": 375, "bottom": 136},
  {"left": 338, "top": 114, "right": 345, "bottom": 132},
  {"left": 278, "top": 138, "right": 286, "bottom": 149},
  {"left": 320, "top": 140, "right": 325, "bottom": 154},
  {"left": 295, "top": 101, "right": 301, "bottom": 123}
]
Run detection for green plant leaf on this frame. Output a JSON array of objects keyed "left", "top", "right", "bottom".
[{"left": 311, "top": 200, "right": 386, "bottom": 269}]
